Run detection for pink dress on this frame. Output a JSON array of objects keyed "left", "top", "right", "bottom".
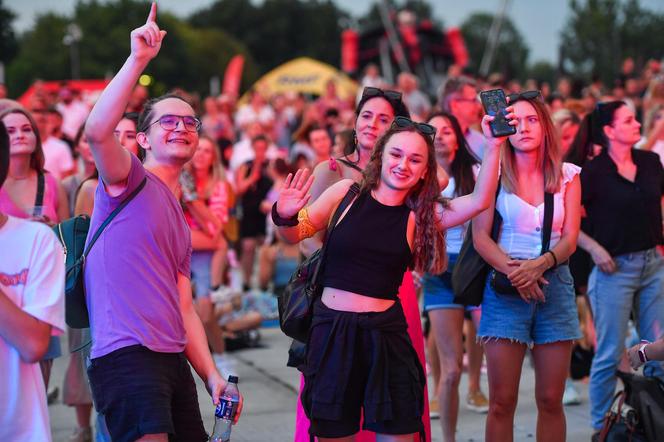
[
  {"left": 294, "top": 272, "right": 431, "bottom": 442},
  {"left": 0, "top": 173, "right": 61, "bottom": 222}
]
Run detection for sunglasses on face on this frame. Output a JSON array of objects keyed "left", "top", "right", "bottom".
[
  {"left": 148, "top": 114, "right": 201, "bottom": 133},
  {"left": 361, "top": 86, "right": 403, "bottom": 103},
  {"left": 392, "top": 116, "right": 435, "bottom": 139},
  {"left": 507, "top": 90, "right": 543, "bottom": 104}
]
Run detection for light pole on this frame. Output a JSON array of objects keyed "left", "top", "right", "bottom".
[{"left": 63, "top": 23, "right": 83, "bottom": 80}]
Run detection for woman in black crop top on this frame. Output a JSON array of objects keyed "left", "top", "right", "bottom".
[{"left": 272, "top": 112, "right": 511, "bottom": 441}]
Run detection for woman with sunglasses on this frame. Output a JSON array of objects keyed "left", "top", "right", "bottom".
[
  {"left": 295, "top": 86, "right": 429, "bottom": 442},
  {"left": 421, "top": 112, "right": 488, "bottom": 442},
  {"left": 275, "top": 113, "right": 503, "bottom": 442},
  {"left": 580, "top": 101, "right": 664, "bottom": 439},
  {"left": 472, "top": 91, "right": 582, "bottom": 442}
]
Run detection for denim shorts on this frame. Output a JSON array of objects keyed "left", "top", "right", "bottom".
[
  {"left": 478, "top": 265, "right": 581, "bottom": 347},
  {"left": 422, "top": 254, "right": 479, "bottom": 312},
  {"left": 190, "top": 251, "right": 213, "bottom": 299}
]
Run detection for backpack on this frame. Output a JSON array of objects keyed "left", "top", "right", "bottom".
[{"left": 52, "top": 178, "right": 146, "bottom": 329}]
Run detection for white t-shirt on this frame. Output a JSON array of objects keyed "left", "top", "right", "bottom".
[
  {"left": 234, "top": 104, "right": 275, "bottom": 130},
  {"left": 496, "top": 163, "right": 581, "bottom": 259},
  {"left": 0, "top": 216, "right": 65, "bottom": 441},
  {"left": 42, "top": 136, "right": 75, "bottom": 180},
  {"left": 465, "top": 128, "right": 488, "bottom": 162},
  {"left": 228, "top": 138, "right": 282, "bottom": 173}
]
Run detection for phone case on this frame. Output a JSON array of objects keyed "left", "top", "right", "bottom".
[{"left": 480, "top": 89, "right": 516, "bottom": 137}]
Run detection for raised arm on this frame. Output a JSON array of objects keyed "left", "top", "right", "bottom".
[
  {"left": 437, "top": 112, "right": 513, "bottom": 230},
  {"left": 84, "top": 2, "right": 165, "bottom": 186}
]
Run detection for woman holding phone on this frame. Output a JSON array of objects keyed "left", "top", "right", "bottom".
[{"left": 473, "top": 91, "right": 582, "bottom": 442}]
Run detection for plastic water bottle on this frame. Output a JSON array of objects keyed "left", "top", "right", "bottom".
[{"left": 210, "top": 375, "right": 240, "bottom": 442}]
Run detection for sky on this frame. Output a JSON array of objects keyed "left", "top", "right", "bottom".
[{"left": 6, "top": 0, "right": 664, "bottom": 65}]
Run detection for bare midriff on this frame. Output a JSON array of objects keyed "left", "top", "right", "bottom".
[{"left": 321, "top": 287, "right": 395, "bottom": 313}]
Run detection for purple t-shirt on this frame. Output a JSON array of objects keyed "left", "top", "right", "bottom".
[{"left": 84, "top": 154, "right": 192, "bottom": 359}]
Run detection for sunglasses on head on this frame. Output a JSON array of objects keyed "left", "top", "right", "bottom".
[
  {"left": 507, "top": 90, "right": 542, "bottom": 104},
  {"left": 392, "top": 116, "right": 435, "bottom": 139},
  {"left": 361, "top": 87, "right": 403, "bottom": 103}
]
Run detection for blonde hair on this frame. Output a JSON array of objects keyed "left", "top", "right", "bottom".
[
  {"left": 501, "top": 98, "right": 563, "bottom": 194},
  {"left": 185, "top": 135, "right": 226, "bottom": 198}
]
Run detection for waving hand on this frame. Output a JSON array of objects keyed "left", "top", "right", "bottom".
[{"left": 276, "top": 169, "right": 314, "bottom": 219}]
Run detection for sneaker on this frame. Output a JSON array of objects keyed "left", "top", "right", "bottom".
[
  {"left": 466, "top": 390, "right": 489, "bottom": 413},
  {"left": 563, "top": 379, "right": 582, "bottom": 406},
  {"left": 68, "top": 427, "right": 92, "bottom": 442},
  {"left": 211, "top": 286, "right": 234, "bottom": 304},
  {"left": 429, "top": 398, "right": 440, "bottom": 419}
]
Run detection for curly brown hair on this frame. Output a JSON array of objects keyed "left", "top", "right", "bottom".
[{"left": 361, "top": 125, "right": 447, "bottom": 274}]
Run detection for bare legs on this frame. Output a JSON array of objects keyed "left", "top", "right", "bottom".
[{"left": 484, "top": 339, "right": 572, "bottom": 442}]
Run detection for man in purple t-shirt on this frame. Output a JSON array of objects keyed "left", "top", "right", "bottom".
[{"left": 83, "top": 4, "right": 241, "bottom": 441}]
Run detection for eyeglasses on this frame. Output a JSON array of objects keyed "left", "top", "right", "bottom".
[
  {"left": 507, "top": 90, "right": 542, "bottom": 104},
  {"left": 392, "top": 116, "right": 435, "bottom": 139},
  {"left": 147, "top": 114, "right": 201, "bottom": 133},
  {"left": 361, "top": 87, "right": 403, "bottom": 103}
]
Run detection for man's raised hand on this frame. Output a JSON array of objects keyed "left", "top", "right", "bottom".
[
  {"left": 276, "top": 169, "right": 314, "bottom": 219},
  {"left": 130, "top": 2, "right": 167, "bottom": 63}
]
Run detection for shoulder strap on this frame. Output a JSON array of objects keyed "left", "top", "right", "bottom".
[
  {"left": 489, "top": 180, "right": 502, "bottom": 241},
  {"left": 312, "top": 182, "right": 360, "bottom": 284},
  {"left": 337, "top": 157, "right": 363, "bottom": 173},
  {"left": 540, "top": 192, "right": 554, "bottom": 254},
  {"left": 81, "top": 177, "right": 147, "bottom": 259},
  {"left": 33, "top": 172, "right": 45, "bottom": 216}
]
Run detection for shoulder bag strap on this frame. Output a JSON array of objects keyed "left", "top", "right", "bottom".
[
  {"left": 540, "top": 191, "right": 554, "bottom": 254},
  {"left": 81, "top": 177, "right": 147, "bottom": 259},
  {"left": 33, "top": 172, "right": 45, "bottom": 216},
  {"left": 489, "top": 180, "right": 502, "bottom": 241},
  {"left": 311, "top": 182, "right": 360, "bottom": 284}
]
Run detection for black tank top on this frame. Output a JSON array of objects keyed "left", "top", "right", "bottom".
[{"left": 322, "top": 191, "right": 412, "bottom": 300}]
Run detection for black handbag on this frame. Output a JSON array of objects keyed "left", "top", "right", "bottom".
[
  {"left": 278, "top": 183, "right": 359, "bottom": 343},
  {"left": 599, "top": 389, "right": 648, "bottom": 442},
  {"left": 489, "top": 191, "right": 554, "bottom": 296},
  {"left": 52, "top": 177, "right": 146, "bottom": 329},
  {"left": 451, "top": 184, "right": 502, "bottom": 307}
]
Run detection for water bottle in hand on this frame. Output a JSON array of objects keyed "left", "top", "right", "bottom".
[{"left": 210, "top": 375, "right": 240, "bottom": 442}]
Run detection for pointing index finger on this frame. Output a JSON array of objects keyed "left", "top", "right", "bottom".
[{"left": 146, "top": 1, "right": 157, "bottom": 24}]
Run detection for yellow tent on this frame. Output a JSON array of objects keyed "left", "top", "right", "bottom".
[{"left": 243, "top": 57, "right": 358, "bottom": 101}]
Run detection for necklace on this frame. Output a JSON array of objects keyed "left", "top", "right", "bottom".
[{"left": 9, "top": 174, "right": 31, "bottom": 180}]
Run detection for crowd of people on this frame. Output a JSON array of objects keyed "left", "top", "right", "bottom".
[{"left": 1, "top": 3, "right": 664, "bottom": 442}]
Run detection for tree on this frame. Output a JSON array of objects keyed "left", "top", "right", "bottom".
[
  {"left": 0, "top": 0, "right": 18, "bottom": 65},
  {"left": 560, "top": 0, "right": 664, "bottom": 84},
  {"left": 189, "top": 0, "right": 350, "bottom": 74},
  {"left": 460, "top": 12, "right": 530, "bottom": 80},
  {"left": 527, "top": 61, "right": 557, "bottom": 86},
  {"left": 6, "top": 0, "right": 256, "bottom": 97}
]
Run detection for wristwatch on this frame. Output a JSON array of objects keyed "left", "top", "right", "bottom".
[{"left": 638, "top": 343, "right": 650, "bottom": 363}]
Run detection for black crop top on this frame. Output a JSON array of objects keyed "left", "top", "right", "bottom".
[{"left": 321, "top": 191, "right": 412, "bottom": 300}]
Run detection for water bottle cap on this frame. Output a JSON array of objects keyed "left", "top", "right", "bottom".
[{"left": 228, "top": 375, "right": 239, "bottom": 383}]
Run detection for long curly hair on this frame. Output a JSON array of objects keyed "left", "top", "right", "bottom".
[{"left": 361, "top": 125, "right": 447, "bottom": 274}]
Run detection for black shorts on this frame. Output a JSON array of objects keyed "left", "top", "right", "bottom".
[
  {"left": 302, "top": 299, "right": 425, "bottom": 439},
  {"left": 87, "top": 345, "right": 207, "bottom": 442}
]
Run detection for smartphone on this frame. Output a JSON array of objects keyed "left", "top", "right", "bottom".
[{"left": 480, "top": 89, "right": 516, "bottom": 137}]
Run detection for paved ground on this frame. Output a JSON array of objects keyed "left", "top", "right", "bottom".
[{"left": 48, "top": 327, "right": 594, "bottom": 441}]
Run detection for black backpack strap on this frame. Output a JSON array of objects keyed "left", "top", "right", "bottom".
[
  {"left": 540, "top": 192, "right": 554, "bottom": 254},
  {"left": 489, "top": 181, "right": 502, "bottom": 241},
  {"left": 81, "top": 177, "right": 147, "bottom": 259},
  {"left": 33, "top": 172, "right": 45, "bottom": 216},
  {"left": 312, "top": 182, "right": 360, "bottom": 284}
]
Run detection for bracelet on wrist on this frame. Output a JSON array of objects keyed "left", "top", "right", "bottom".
[
  {"left": 545, "top": 250, "right": 558, "bottom": 268},
  {"left": 271, "top": 202, "right": 299, "bottom": 227}
]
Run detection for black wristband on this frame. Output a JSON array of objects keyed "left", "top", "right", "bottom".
[
  {"left": 546, "top": 250, "right": 558, "bottom": 268},
  {"left": 271, "top": 202, "right": 299, "bottom": 227}
]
